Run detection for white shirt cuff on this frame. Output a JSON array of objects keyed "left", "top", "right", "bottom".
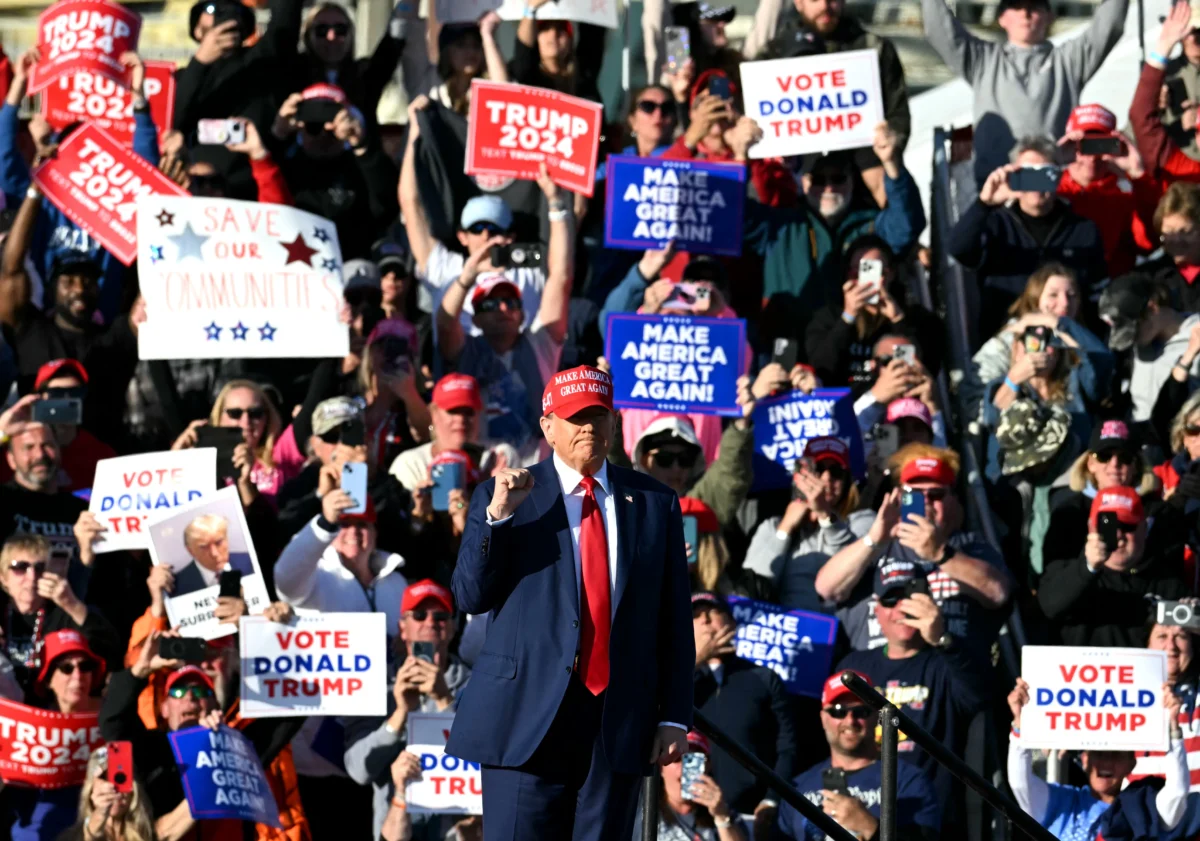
[
  {"left": 658, "top": 721, "right": 688, "bottom": 732},
  {"left": 486, "top": 512, "right": 514, "bottom": 527}
]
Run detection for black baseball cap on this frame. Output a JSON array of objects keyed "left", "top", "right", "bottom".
[
  {"left": 372, "top": 238, "right": 411, "bottom": 277},
  {"left": 1098, "top": 274, "right": 1156, "bottom": 352},
  {"left": 1089, "top": 418, "right": 1138, "bottom": 458}
]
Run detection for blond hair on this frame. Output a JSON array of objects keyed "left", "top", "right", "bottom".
[
  {"left": 694, "top": 532, "right": 730, "bottom": 593},
  {"left": 183, "top": 514, "right": 228, "bottom": 550},
  {"left": 60, "top": 751, "right": 155, "bottom": 841},
  {"left": 209, "top": 380, "right": 282, "bottom": 469},
  {"left": 0, "top": 534, "right": 50, "bottom": 571},
  {"left": 1170, "top": 392, "right": 1200, "bottom": 454}
]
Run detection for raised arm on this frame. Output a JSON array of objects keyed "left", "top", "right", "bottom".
[
  {"left": 479, "top": 12, "right": 510, "bottom": 83},
  {"left": 400, "top": 96, "right": 438, "bottom": 277},
  {"left": 814, "top": 489, "right": 899, "bottom": 603},
  {"left": 0, "top": 185, "right": 38, "bottom": 329},
  {"left": 438, "top": 235, "right": 504, "bottom": 365},
  {"left": 920, "top": 0, "right": 993, "bottom": 82},
  {"left": 1058, "top": 0, "right": 1129, "bottom": 83},
  {"left": 534, "top": 164, "right": 574, "bottom": 345}
]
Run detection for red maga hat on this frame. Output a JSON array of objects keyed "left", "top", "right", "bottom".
[
  {"left": 1090, "top": 486, "right": 1144, "bottom": 528},
  {"left": 541, "top": 365, "right": 613, "bottom": 418}
]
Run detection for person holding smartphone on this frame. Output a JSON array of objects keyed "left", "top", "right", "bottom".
[
  {"left": 774, "top": 670, "right": 940, "bottom": 841},
  {"left": 1040, "top": 486, "right": 1189, "bottom": 647},
  {"left": 631, "top": 729, "right": 748, "bottom": 840}
]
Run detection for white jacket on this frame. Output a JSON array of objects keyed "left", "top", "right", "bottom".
[{"left": 274, "top": 516, "right": 407, "bottom": 631}]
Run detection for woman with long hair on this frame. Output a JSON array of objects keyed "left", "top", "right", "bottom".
[
  {"left": 510, "top": 0, "right": 604, "bottom": 102},
  {"left": 56, "top": 750, "right": 154, "bottom": 841},
  {"left": 298, "top": 2, "right": 402, "bottom": 126}
]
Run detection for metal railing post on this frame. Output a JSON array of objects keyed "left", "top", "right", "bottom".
[
  {"left": 642, "top": 773, "right": 657, "bottom": 841},
  {"left": 879, "top": 704, "right": 899, "bottom": 841}
]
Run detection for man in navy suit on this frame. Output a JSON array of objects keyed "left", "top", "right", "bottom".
[
  {"left": 448, "top": 364, "right": 695, "bottom": 840},
  {"left": 170, "top": 513, "right": 255, "bottom": 597}
]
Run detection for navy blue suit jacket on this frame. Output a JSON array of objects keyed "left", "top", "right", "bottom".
[
  {"left": 171, "top": 553, "right": 255, "bottom": 598},
  {"left": 446, "top": 457, "right": 694, "bottom": 775}
]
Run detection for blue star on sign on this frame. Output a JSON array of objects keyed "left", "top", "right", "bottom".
[
  {"left": 259, "top": 322, "right": 276, "bottom": 341},
  {"left": 231, "top": 322, "right": 249, "bottom": 340},
  {"left": 205, "top": 322, "right": 222, "bottom": 341},
  {"left": 321, "top": 257, "right": 339, "bottom": 271},
  {"left": 313, "top": 227, "right": 331, "bottom": 243},
  {"left": 170, "top": 222, "right": 208, "bottom": 261},
  {"left": 149, "top": 245, "right": 164, "bottom": 264}
]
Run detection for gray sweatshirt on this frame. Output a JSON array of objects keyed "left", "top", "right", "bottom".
[
  {"left": 921, "top": 0, "right": 1128, "bottom": 181},
  {"left": 1132, "top": 313, "right": 1200, "bottom": 421}
]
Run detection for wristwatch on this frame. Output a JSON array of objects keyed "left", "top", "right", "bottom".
[
  {"left": 935, "top": 633, "right": 953, "bottom": 650},
  {"left": 861, "top": 534, "right": 877, "bottom": 549}
]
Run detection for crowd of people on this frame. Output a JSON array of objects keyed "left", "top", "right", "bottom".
[{"left": 1, "top": 0, "right": 1200, "bottom": 836}]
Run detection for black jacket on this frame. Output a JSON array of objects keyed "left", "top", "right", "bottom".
[
  {"left": 694, "top": 658, "right": 798, "bottom": 815},
  {"left": 805, "top": 302, "right": 945, "bottom": 392}
]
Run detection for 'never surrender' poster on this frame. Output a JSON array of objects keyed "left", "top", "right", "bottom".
[
  {"left": 740, "top": 50, "right": 883, "bottom": 159},
  {"left": 605, "top": 313, "right": 746, "bottom": 416},
  {"left": 604, "top": 156, "right": 744, "bottom": 256}
]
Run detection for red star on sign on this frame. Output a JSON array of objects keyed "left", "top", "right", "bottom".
[{"left": 280, "top": 233, "right": 317, "bottom": 266}]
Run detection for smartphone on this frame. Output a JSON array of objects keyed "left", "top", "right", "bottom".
[
  {"left": 159, "top": 637, "right": 208, "bottom": 662},
  {"left": 893, "top": 344, "right": 916, "bottom": 366},
  {"left": 771, "top": 338, "right": 799, "bottom": 371},
  {"left": 195, "top": 427, "right": 245, "bottom": 483},
  {"left": 900, "top": 488, "right": 926, "bottom": 524},
  {"left": 707, "top": 75, "right": 731, "bottom": 100},
  {"left": 664, "top": 26, "right": 690, "bottom": 71},
  {"left": 692, "top": 285, "right": 711, "bottom": 303},
  {"left": 341, "top": 462, "right": 369, "bottom": 516},
  {"left": 683, "top": 516, "right": 699, "bottom": 565},
  {"left": 1078, "top": 136, "right": 1123, "bottom": 157},
  {"left": 874, "top": 422, "right": 900, "bottom": 460},
  {"left": 490, "top": 243, "right": 543, "bottom": 269},
  {"left": 32, "top": 397, "right": 82, "bottom": 425},
  {"left": 822, "top": 766, "right": 850, "bottom": 795},
  {"left": 295, "top": 97, "right": 341, "bottom": 126},
  {"left": 905, "top": 575, "right": 931, "bottom": 599},
  {"left": 858, "top": 258, "right": 883, "bottom": 305},
  {"left": 1007, "top": 166, "right": 1061, "bottom": 193},
  {"left": 1097, "top": 511, "right": 1120, "bottom": 553},
  {"left": 1168, "top": 78, "right": 1190, "bottom": 110},
  {"left": 412, "top": 641, "right": 435, "bottom": 663},
  {"left": 1023, "top": 325, "right": 1052, "bottom": 353},
  {"left": 680, "top": 752, "right": 706, "bottom": 800},
  {"left": 430, "top": 461, "right": 464, "bottom": 512},
  {"left": 196, "top": 118, "right": 246, "bottom": 146},
  {"left": 1157, "top": 600, "right": 1200, "bottom": 631},
  {"left": 106, "top": 741, "right": 134, "bottom": 794},
  {"left": 218, "top": 569, "right": 243, "bottom": 599}
]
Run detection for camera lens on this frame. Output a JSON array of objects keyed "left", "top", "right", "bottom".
[
  {"left": 511, "top": 248, "right": 526, "bottom": 265},
  {"left": 113, "top": 772, "right": 127, "bottom": 785},
  {"left": 1173, "top": 604, "right": 1192, "bottom": 624}
]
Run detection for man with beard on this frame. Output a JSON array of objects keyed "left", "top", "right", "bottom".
[
  {"left": 773, "top": 669, "right": 940, "bottom": 840},
  {"left": 0, "top": 415, "right": 86, "bottom": 567}
]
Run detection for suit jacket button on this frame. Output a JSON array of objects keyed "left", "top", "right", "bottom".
[
  {"left": 572, "top": 620, "right": 579, "bottom": 628},
  {"left": 565, "top": 666, "right": 571, "bottom": 673}
]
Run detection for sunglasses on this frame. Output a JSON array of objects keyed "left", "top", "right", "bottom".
[
  {"left": 224, "top": 406, "right": 266, "bottom": 421},
  {"left": 466, "top": 222, "right": 507, "bottom": 236},
  {"left": 168, "top": 685, "right": 215, "bottom": 700},
  {"left": 1093, "top": 450, "right": 1134, "bottom": 466},
  {"left": 55, "top": 660, "right": 98, "bottom": 676},
  {"left": 637, "top": 100, "right": 671, "bottom": 115},
  {"left": 314, "top": 22, "right": 350, "bottom": 37},
  {"left": 901, "top": 485, "right": 950, "bottom": 503},
  {"left": 810, "top": 172, "right": 849, "bottom": 188},
  {"left": 1185, "top": 425, "right": 1200, "bottom": 437},
  {"left": 408, "top": 609, "right": 451, "bottom": 623},
  {"left": 9, "top": 561, "right": 47, "bottom": 576},
  {"left": 476, "top": 297, "right": 523, "bottom": 313},
  {"left": 812, "top": 460, "right": 849, "bottom": 482},
  {"left": 824, "top": 703, "right": 872, "bottom": 720},
  {"left": 653, "top": 450, "right": 699, "bottom": 469}
]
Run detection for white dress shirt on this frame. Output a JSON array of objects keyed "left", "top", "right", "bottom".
[{"left": 196, "top": 562, "right": 221, "bottom": 589}]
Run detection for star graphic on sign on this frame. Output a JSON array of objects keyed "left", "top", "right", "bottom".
[
  {"left": 280, "top": 233, "right": 317, "bottom": 266},
  {"left": 156, "top": 209, "right": 175, "bottom": 227},
  {"left": 231, "top": 322, "right": 249, "bottom": 340},
  {"left": 149, "top": 245, "right": 164, "bottom": 264},
  {"left": 204, "top": 322, "right": 222, "bottom": 341},
  {"left": 321, "top": 257, "right": 340, "bottom": 272},
  {"left": 170, "top": 222, "right": 208, "bottom": 261},
  {"left": 312, "top": 227, "right": 331, "bottom": 243},
  {"left": 259, "top": 322, "right": 277, "bottom": 341}
]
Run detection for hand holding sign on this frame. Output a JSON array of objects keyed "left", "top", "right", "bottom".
[
  {"left": 74, "top": 511, "right": 107, "bottom": 566},
  {"left": 1008, "top": 677, "right": 1031, "bottom": 728}
]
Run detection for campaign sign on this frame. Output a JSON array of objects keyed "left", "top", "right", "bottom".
[
  {"left": 740, "top": 50, "right": 884, "bottom": 159},
  {"left": 42, "top": 60, "right": 176, "bottom": 144},
  {"left": 135, "top": 195, "right": 350, "bottom": 360},
  {"left": 466, "top": 80, "right": 603, "bottom": 197},
  {"left": 726, "top": 597, "right": 838, "bottom": 698},
  {"left": 751, "top": 388, "right": 863, "bottom": 491},
  {"left": 1020, "top": 646, "right": 1168, "bottom": 752},
  {"left": 32, "top": 123, "right": 187, "bottom": 266},
  {"left": 169, "top": 725, "right": 281, "bottom": 827},
  {"left": 408, "top": 711, "right": 455, "bottom": 747},
  {"left": 495, "top": 0, "right": 618, "bottom": 28},
  {"left": 0, "top": 700, "right": 104, "bottom": 789},
  {"left": 89, "top": 449, "right": 217, "bottom": 553},
  {"left": 604, "top": 156, "right": 745, "bottom": 257},
  {"left": 605, "top": 313, "right": 746, "bottom": 416},
  {"left": 239, "top": 613, "right": 387, "bottom": 718},
  {"left": 28, "top": 0, "right": 142, "bottom": 94},
  {"left": 406, "top": 745, "right": 483, "bottom": 815}
]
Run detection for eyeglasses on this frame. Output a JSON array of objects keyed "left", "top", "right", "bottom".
[
  {"left": 810, "top": 172, "right": 849, "bottom": 188},
  {"left": 314, "top": 22, "right": 350, "bottom": 37},
  {"left": 824, "top": 704, "right": 872, "bottom": 720},
  {"left": 408, "top": 609, "right": 452, "bottom": 623},
  {"left": 812, "top": 460, "right": 849, "bottom": 482},
  {"left": 637, "top": 100, "right": 670, "bottom": 115},
  {"left": 902, "top": 486, "right": 950, "bottom": 502},
  {"left": 9, "top": 561, "right": 47, "bottom": 576},
  {"left": 476, "top": 297, "right": 522, "bottom": 314},
  {"left": 466, "top": 222, "right": 507, "bottom": 236},
  {"left": 653, "top": 450, "right": 699, "bottom": 469},
  {"left": 1093, "top": 450, "right": 1134, "bottom": 466},
  {"left": 224, "top": 406, "right": 266, "bottom": 421},
  {"left": 55, "top": 660, "right": 98, "bottom": 676},
  {"left": 1185, "top": 424, "right": 1200, "bottom": 437},
  {"left": 168, "top": 685, "right": 215, "bottom": 700}
]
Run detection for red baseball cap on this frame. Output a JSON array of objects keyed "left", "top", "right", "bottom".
[
  {"left": 887, "top": 398, "right": 933, "bottom": 429},
  {"left": 301, "top": 83, "right": 348, "bottom": 105},
  {"left": 402, "top": 579, "right": 454, "bottom": 614},
  {"left": 34, "top": 358, "right": 88, "bottom": 391},
  {"left": 804, "top": 437, "right": 850, "bottom": 470},
  {"left": 165, "top": 664, "right": 216, "bottom": 695},
  {"left": 900, "top": 456, "right": 956, "bottom": 486},
  {"left": 1090, "top": 486, "right": 1144, "bottom": 528},
  {"left": 679, "top": 496, "right": 719, "bottom": 533},
  {"left": 340, "top": 496, "right": 377, "bottom": 527},
  {"left": 541, "top": 365, "right": 613, "bottom": 419},
  {"left": 1066, "top": 103, "right": 1116, "bottom": 135},
  {"left": 37, "top": 629, "right": 104, "bottom": 685},
  {"left": 432, "top": 373, "right": 483, "bottom": 413},
  {"left": 471, "top": 274, "right": 522, "bottom": 308},
  {"left": 686, "top": 730, "right": 711, "bottom": 754},
  {"left": 821, "top": 670, "right": 871, "bottom": 707}
]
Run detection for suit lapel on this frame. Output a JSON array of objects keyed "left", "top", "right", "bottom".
[
  {"left": 527, "top": 458, "right": 580, "bottom": 620},
  {"left": 608, "top": 466, "right": 637, "bottom": 615}
]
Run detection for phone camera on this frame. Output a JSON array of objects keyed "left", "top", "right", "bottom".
[{"left": 1172, "top": 603, "right": 1194, "bottom": 625}]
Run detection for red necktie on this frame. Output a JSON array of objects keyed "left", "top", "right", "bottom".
[{"left": 578, "top": 476, "right": 611, "bottom": 695}]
